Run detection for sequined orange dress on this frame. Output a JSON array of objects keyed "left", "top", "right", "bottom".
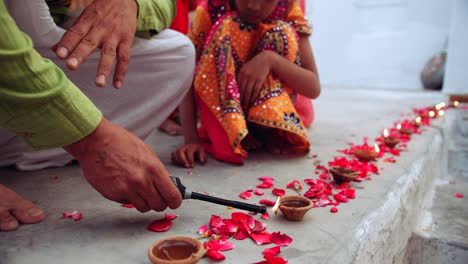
[{"left": 189, "top": 0, "right": 314, "bottom": 164}]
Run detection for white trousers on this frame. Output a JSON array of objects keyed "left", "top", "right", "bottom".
[{"left": 0, "top": 0, "right": 195, "bottom": 171}]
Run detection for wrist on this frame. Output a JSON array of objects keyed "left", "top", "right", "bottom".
[
  {"left": 261, "top": 51, "right": 277, "bottom": 71},
  {"left": 64, "top": 117, "right": 110, "bottom": 160}
]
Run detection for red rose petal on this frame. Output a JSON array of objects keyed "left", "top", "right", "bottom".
[
  {"left": 233, "top": 229, "right": 249, "bottom": 240},
  {"left": 258, "top": 176, "right": 275, "bottom": 182},
  {"left": 254, "top": 189, "right": 265, "bottom": 196},
  {"left": 121, "top": 203, "right": 134, "bottom": 208},
  {"left": 198, "top": 224, "right": 208, "bottom": 235},
  {"left": 257, "top": 182, "right": 274, "bottom": 189},
  {"left": 62, "top": 211, "right": 82, "bottom": 221},
  {"left": 264, "top": 255, "right": 288, "bottom": 264},
  {"left": 262, "top": 245, "right": 281, "bottom": 257},
  {"left": 251, "top": 231, "right": 272, "bottom": 245},
  {"left": 210, "top": 215, "right": 223, "bottom": 228},
  {"left": 286, "top": 180, "right": 303, "bottom": 190},
  {"left": 164, "top": 213, "right": 178, "bottom": 221},
  {"left": 270, "top": 232, "right": 292, "bottom": 247},
  {"left": 272, "top": 188, "right": 286, "bottom": 197},
  {"left": 330, "top": 207, "right": 339, "bottom": 213},
  {"left": 259, "top": 199, "right": 277, "bottom": 206},
  {"left": 147, "top": 219, "right": 172, "bottom": 232},
  {"left": 239, "top": 190, "right": 252, "bottom": 200},
  {"left": 206, "top": 249, "right": 226, "bottom": 261},
  {"left": 455, "top": 193, "right": 464, "bottom": 198},
  {"left": 261, "top": 212, "right": 270, "bottom": 220}
]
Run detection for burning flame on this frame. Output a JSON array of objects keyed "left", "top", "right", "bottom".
[
  {"left": 435, "top": 104, "right": 441, "bottom": 111},
  {"left": 383, "top": 129, "right": 389, "bottom": 138},
  {"left": 374, "top": 143, "right": 380, "bottom": 153},
  {"left": 454, "top": 101, "right": 459, "bottom": 107},
  {"left": 396, "top": 123, "right": 402, "bottom": 130},
  {"left": 438, "top": 110, "right": 445, "bottom": 116},
  {"left": 415, "top": 116, "right": 422, "bottom": 123},
  {"left": 429, "top": 111, "right": 435, "bottom": 117},
  {"left": 272, "top": 197, "right": 281, "bottom": 214},
  {"left": 440, "top": 102, "right": 446, "bottom": 108}
]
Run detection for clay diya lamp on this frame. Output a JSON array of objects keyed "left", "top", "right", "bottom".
[
  {"left": 399, "top": 127, "right": 413, "bottom": 136},
  {"left": 278, "top": 195, "right": 313, "bottom": 221},
  {"left": 382, "top": 129, "right": 400, "bottom": 148},
  {"left": 450, "top": 100, "right": 459, "bottom": 108},
  {"left": 353, "top": 144, "right": 379, "bottom": 162},
  {"left": 329, "top": 166, "right": 359, "bottom": 184},
  {"left": 148, "top": 236, "right": 205, "bottom": 264}
]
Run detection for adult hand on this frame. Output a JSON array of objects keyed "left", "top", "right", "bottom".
[
  {"left": 171, "top": 144, "right": 206, "bottom": 168},
  {"left": 64, "top": 118, "right": 182, "bottom": 212},
  {"left": 55, "top": 0, "right": 138, "bottom": 89},
  {"left": 237, "top": 51, "right": 274, "bottom": 110}
]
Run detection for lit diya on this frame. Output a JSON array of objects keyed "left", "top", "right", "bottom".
[
  {"left": 450, "top": 101, "right": 459, "bottom": 108},
  {"left": 275, "top": 195, "right": 313, "bottom": 221},
  {"left": 329, "top": 166, "right": 359, "bottom": 184},
  {"left": 396, "top": 123, "right": 413, "bottom": 136},
  {"left": 148, "top": 236, "right": 205, "bottom": 264},
  {"left": 411, "top": 116, "right": 422, "bottom": 128},
  {"left": 353, "top": 143, "right": 380, "bottom": 162},
  {"left": 382, "top": 129, "right": 400, "bottom": 148}
]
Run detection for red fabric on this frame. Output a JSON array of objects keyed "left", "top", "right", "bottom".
[{"left": 170, "top": 0, "right": 200, "bottom": 34}]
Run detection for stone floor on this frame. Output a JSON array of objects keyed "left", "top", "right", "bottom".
[{"left": 1, "top": 87, "right": 466, "bottom": 264}]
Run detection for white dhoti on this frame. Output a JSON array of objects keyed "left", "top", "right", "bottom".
[{"left": 0, "top": 0, "right": 195, "bottom": 171}]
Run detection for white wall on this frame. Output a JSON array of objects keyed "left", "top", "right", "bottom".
[
  {"left": 443, "top": 0, "right": 468, "bottom": 94},
  {"left": 306, "top": 0, "right": 452, "bottom": 90}
]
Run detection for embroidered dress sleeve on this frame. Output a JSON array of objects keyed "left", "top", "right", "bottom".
[
  {"left": 0, "top": 1, "right": 102, "bottom": 150},
  {"left": 188, "top": 5, "right": 212, "bottom": 60},
  {"left": 286, "top": 0, "right": 311, "bottom": 36},
  {"left": 136, "top": 0, "right": 176, "bottom": 38}
]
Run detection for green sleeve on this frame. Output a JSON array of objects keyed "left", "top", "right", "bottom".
[
  {"left": 135, "top": 0, "right": 176, "bottom": 38},
  {"left": 0, "top": 1, "right": 102, "bottom": 150}
]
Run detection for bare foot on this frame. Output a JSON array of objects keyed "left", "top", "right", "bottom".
[
  {"left": 158, "top": 118, "right": 183, "bottom": 136},
  {"left": 0, "top": 184, "right": 45, "bottom": 231},
  {"left": 241, "top": 133, "right": 262, "bottom": 152}
]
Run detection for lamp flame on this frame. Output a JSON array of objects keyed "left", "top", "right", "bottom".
[
  {"left": 374, "top": 143, "right": 380, "bottom": 153},
  {"left": 272, "top": 197, "right": 281, "bottom": 214},
  {"left": 454, "top": 101, "right": 459, "bottom": 107},
  {"left": 396, "top": 123, "right": 402, "bottom": 130},
  {"left": 440, "top": 102, "right": 446, "bottom": 108},
  {"left": 438, "top": 110, "right": 445, "bottom": 116},
  {"left": 383, "top": 129, "right": 389, "bottom": 138},
  {"left": 429, "top": 111, "right": 435, "bottom": 117},
  {"left": 415, "top": 116, "right": 422, "bottom": 123},
  {"left": 435, "top": 104, "right": 441, "bottom": 111}
]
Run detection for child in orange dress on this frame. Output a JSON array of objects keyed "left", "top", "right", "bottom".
[{"left": 172, "top": 0, "right": 320, "bottom": 168}]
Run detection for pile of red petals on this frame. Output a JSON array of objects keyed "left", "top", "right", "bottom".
[
  {"left": 197, "top": 212, "right": 292, "bottom": 261},
  {"left": 62, "top": 210, "right": 82, "bottom": 221},
  {"left": 257, "top": 176, "right": 275, "bottom": 189},
  {"left": 147, "top": 213, "right": 178, "bottom": 232}
]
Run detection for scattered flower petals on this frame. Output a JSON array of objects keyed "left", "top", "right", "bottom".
[
  {"left": 251, "top": 231, "right": 272, "bottom": 245},
  {"left": 257, "top": 181, "right": 274, "bottom": 189},
  {"left": 198, "top": 224, "right": 208, "bottom": 235},
  {"left": 206, "top": 249, "right": 226, "bottom": 261},
  {"left": 239, "top": 190, "right": 252, "bottom": 200},
  {"left": 261, "top": 212, "right": 270, "bottom": 220},
  {"left": 259, "top": 199, "right": 277, "bottom": 206},
  {"left": 164, "top": 213, "right": 178, "bottom": 221},
  {"left": 330, "top": 207, "right": 339, "bottom": 213},
  {"left": 62, "top": 211, "right": 82, "bottom": 221},
  {"left": 147, "top": 219, "right": 172, "bottom": 232},
  {"left": 258, "top": 176, "right": 275, "bottom": 182},
  {"left": 262, "top": 245, "right": 281, "bottom": 257},
  {"left": 121, "top": 203, "right": 134, "bottom": 208},
  {"left": 272, "top": 188, "right": 286, "bottom": 197},
  {"left": 264, "top": 255, "right": 288, "bottom": 264},
  {"left": 254, "top": 189, "right": 265, "bottom": 196},
  {"left": 270, "top": 232, "right": 293, "bottom": 247},
  {"left": 455, "top": 193, "right": 464, "bottom": 198},
  {"left": 286, "top": 180, "right": 302, "bottom": 190}
]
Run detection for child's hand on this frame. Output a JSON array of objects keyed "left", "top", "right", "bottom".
[
  {"left": 237, "top": 51, "right": 274, "bottom": 109},
  {"left": 171, "top": 144, "right": 207, "bottom": 168}
]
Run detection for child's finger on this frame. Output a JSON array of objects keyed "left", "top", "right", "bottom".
[
  {"left": 186, "top": 149, "right": 195, "bottom": 167},
  {"left": 250, "top": 82, "right": 262, "bottom": 106},
  {"left": 177, "top": 149, "right": 190, "bottom": 168},
  {"left": 198, "top": 148, "right": 206, "bottom": 164},
  {"left": 242, "top": 79, "right": 255, "bottom": 109}
]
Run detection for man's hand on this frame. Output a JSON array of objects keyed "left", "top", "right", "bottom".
[
  {"left": 55, "top": 0, "right": 138, "bottom": 89},
  {"left": 237, "top": 51, "right": 274, "bottom": 110},
  {"left": 64, "top": 118, "right": 182, "bottom": 212}
]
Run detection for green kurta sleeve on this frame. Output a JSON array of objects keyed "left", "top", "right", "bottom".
[
  {"left": 135, "top": 0, "right": 176, "bottom": 38},
  {"left": 0, "top": 1, "right": 102, "bottom": 150}
]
